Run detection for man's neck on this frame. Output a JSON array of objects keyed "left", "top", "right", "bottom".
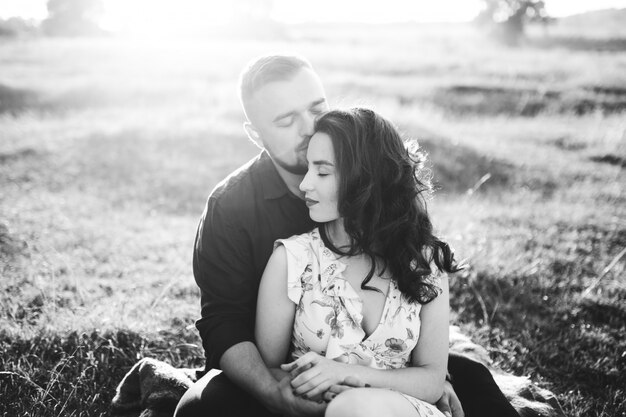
[{"left": 271, "top": 160, "right": 305, "bottom": 199}]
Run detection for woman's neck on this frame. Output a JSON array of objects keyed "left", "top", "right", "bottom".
[{"left": 325, "top": 218, "right": 351, "bottom": 251}]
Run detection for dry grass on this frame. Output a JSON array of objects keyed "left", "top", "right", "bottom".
[{"left": 1, "top": 23, "right": 624, "bottom": 416}]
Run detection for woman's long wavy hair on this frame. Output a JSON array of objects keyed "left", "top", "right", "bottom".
[{"left": 315, "top": 108, "right": 462, "bottom": 304}]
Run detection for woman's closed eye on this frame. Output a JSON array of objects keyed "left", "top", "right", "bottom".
[
  {"left": 306, "top": 166, "right": 330, "bottom": 178},
  {"left": 316, "top": 168, "right": 335, "bottom": 177}
]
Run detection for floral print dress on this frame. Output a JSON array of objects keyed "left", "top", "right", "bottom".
[{"left": 275, "top": 228, "right": 445, "bottom": 416}]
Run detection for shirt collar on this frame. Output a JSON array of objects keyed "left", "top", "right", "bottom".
[{"left": 258, "top": 151, "right": 293, "bottom": 200}]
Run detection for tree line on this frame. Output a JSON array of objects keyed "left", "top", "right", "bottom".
[{"left": 1, "top": 0, "right": 549, "bottom": 44}]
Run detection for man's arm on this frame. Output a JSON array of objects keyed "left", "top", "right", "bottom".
[
  {"left": 192, "top": 198, "right": 324, "bottom": 416},
  {"left": 220, "top": 342, "right": 326, "bottom": 416},
  {"left": 193, "top": 198, "right": 258, "bottom": 369}
]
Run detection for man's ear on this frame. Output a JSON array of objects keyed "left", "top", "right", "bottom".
[{"left": 243, "top": 122, "right": 262, "bottom": 149}]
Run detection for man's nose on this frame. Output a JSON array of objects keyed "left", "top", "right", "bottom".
[{"left": 299, "top": 112, "right": 316, "bottom": 138}]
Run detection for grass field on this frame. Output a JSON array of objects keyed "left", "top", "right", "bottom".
[{"left": 1, "top": 21, "right": 625, "bottom": 416}]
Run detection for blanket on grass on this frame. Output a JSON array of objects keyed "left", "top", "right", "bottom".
[{"left": 111, "top": 326, "right": 565, "bottom": 417}]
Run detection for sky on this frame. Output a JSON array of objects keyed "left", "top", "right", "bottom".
[{"left": 1, "top": 0, "right": 625, "bottom": 27}]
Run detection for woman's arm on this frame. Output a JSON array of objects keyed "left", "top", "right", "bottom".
[
  {"left": 407, "top": 273, "right": 450, "bottom": 400},
  {"left": 288, "top": 275, "right": 450, "bottom": 403},
  {"left": 256, "top": 247, "right": 331, "bottom": 415},
  {"left": 255, "top": 245, "right": 297, "bottom": 368}
]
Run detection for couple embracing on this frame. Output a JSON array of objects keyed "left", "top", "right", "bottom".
[{"left": 175, "top": 55, "right": 520, "bottom": 417}]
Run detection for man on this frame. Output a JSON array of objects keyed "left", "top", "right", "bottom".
[{"left": 175, "top": 55, "right": 519, "bottom": 417}]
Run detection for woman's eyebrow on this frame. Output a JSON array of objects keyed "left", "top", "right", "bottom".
[{"left": 312, "top": 160, "right": 334, "bottom": 167}]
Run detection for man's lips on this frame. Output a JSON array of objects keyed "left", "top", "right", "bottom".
[
  {"left": 296, "top": 143, "right": 308, "bottom": 153},
  {"left": 305, "top": 198, "right": 318, "bottom": 207}
]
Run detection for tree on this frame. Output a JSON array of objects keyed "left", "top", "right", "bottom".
[
  {"left": 476, "top": 0, "right": 550, "bottom": 45},
  {"left": 226, "top": 0, "right": 285, "bottom": 39},
  {"left": 0, "top": 17, "right": 38, "bottom": 38},
  {"left": 41, "top": 0, "right": 104, "bottom": 37},
  {"left": 232, "top": 0, "right": 274, "bottom": 22}
]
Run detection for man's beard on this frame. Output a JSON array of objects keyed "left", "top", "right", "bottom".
[
  {"left": 274, "top": 154, "right": 308, "bottom": 175},
  {"left": 269, "top": 140, "right": 309, "bottom": 175}
]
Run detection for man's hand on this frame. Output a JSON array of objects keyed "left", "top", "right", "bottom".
[
  {"left": 436, "top": 380, "right": 464, "bottom": 417},
  {"left": 270, "top": 375, "right": 327, "bottom": 417},
  {"left": 220, "top": 343, "right": 323, "bottom": 417}
]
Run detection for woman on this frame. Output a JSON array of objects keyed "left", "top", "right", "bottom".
[{"left": 255, "top": 108, "right": 461, "bottom": 417}]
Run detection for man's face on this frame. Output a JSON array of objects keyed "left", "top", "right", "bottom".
[{"left": 245, "top": 68, "right": 328, "bottom": 175}]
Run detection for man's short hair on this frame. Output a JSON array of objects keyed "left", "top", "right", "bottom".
[{"left": 239, "top": 55, "right": 312, "bottom": 117}]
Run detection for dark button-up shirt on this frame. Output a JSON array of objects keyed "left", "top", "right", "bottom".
[{"left": 193, "top": 151, "right": 315, "bottom": 370}]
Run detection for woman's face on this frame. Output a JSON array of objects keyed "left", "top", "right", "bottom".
[{"left": 299, "top": 132, "right": 340, "bottom": 223}]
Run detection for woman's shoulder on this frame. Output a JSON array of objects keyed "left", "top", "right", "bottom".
[
  {"left": 272, "top": 229, "right": 322, "bottom": 304},
  {"left": 275, "top": 227, "right": 321, "bottom": 250}
]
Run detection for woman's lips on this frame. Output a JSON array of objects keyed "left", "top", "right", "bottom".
[{"left": 305, "top": 198, "right": 318, "bottom": 207}]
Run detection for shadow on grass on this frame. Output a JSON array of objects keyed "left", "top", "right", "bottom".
[
  {"left": 0, "top": 223, "right": 21, "bottom": 258},
  {"left": 0, "top": 146, "right": 59, "bottom": 193},
  {"left": 450, "top": 222, "right": 626, "bottom": 417},
  {"left": 0, "top": 147, "right": 40, "bottom": 163},
  {"left": 0, "top": 328, "right": 204, "bottom": 416},
  {"left": 415, "top": 129, "right": 514, "bottom": 195},
  {"left": 549, "top": 136, "right": 588, "bottom": 152},
  {"left": 0, "top": 122, "right": 519, "bottom": 214},
  {"left": 0, "top": 82, "right": 132, "bottom": 115},
  {"left": 6, "top": 124, "right": 517, "bottom": 213},
  {"left": 430, "top": 84, "right": 626, "bottom": 117},
  {"left": 0, "top": 126, "right": 259, "bottom": 215},
  {"left": 332, "top": 79, "right": 626, "bottom": 117},
  {"left": 0, "top": 84, "right": 41, "bottom": 114},
  {"left": 453, "top": 277, "right": 625, "bottom": 416},
  {"left": 527, "top": 36, "right": 626, "bottom": 52},
  {"left": 589, "top": 154, "right": 626, "bottom": 168}
]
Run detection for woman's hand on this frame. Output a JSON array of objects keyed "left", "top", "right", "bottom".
[
  {"left": 322, "top": 376, "right": 367, "bottom": 402},
  {"left": 281, "top": 352, "right": 353, "bottom": 401}
]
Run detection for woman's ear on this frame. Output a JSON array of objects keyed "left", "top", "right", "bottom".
[{"left": 243, "top": 122, "right": 262, "bottom": 148}]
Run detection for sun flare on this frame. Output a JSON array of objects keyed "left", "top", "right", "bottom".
[
  {"left": 101, "top": 0, "right": 235, "bottom": 37},
  {"left": 272, "top": 0, "right": 482, "bottom": 23},
  {"left": 98, "top": 0, "right": 484, "bottom": 37}
]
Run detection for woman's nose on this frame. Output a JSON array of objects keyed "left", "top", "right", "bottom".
[{"left": 299, "top": 171, "right": 312, "bottom": 192}]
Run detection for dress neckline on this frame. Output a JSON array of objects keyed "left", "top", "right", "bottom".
[
  {"left": 358, "top": 280, "right": 394, "bottom": 341},
  {"left": 317, "top": 229, "right": 394, "bottom": 341}
]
